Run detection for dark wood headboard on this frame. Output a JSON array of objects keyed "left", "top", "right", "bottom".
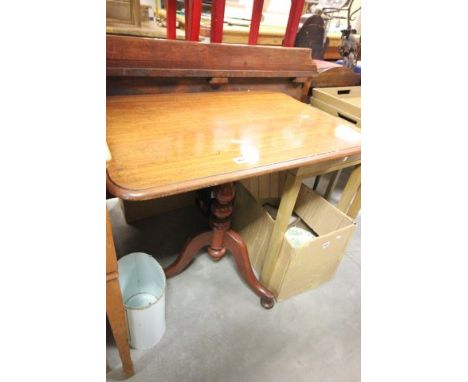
[{"left": 107, "top": 35, "right": 317, "bottom": 102}]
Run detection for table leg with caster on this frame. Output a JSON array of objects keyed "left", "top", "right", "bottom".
[{"left": 224, "top": 229, "right": 274, "bottom": 309}]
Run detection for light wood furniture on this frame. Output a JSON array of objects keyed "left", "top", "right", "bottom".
[
  {"left": 312, "top": 61, "right": 361, "bottom": 89},
  {"left": 106, "top": 208, "right": 134, "bottom": 377},
  {"left": 312, "top": 86, "right": 361, "bottom": 127},
  {"left": 106, "top": 143, "right": 133, "bottom": 377},
  {"left": 310, "top": 85, "right": 361, "bottom": 215},
  {"left": 107, "top": 0, "right": 141, "bottom": 26},
  {"left": 106, "top": 91, "right": 361, "bottom": 305}
]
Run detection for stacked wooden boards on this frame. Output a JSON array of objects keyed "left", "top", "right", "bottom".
[{"left": 311, "top": 86, "right": 361, "bottom": 128}]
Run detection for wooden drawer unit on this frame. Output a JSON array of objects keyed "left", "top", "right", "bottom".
[{"left": 312, "top": 86, "right": 361, "bottom": 127}]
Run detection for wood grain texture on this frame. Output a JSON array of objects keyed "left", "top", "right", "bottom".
[
  {"left": 312, "top": 86, "right": 361, "bottom": 118},
  {"left": 337, "top": 164, "right": 361, "bottom": 214},
  {"left": 260, "top": 171, "right": 302, "bottom": 286},
  {"left": 347, "top": 185, "right": 361, "bottom": 218},
  {"left": 106, "top": 209, "right": 134, "bottom": 377},
  {"left": 311, "top": 67, "right": 361, "bottom": 88},
  {"left": 324, "top": 169, "right": 342, "bottom": 200},
  {"left": 107, "top": 35, "right": 317, "bottom": 78},
  {"left": 107, "top": 76, "right": 307, "bottom": 101},
  {"left": 106, "top": 91, "right": 361, "bottom": 200}
]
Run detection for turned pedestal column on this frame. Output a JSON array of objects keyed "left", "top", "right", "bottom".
[{"left": 164, "top": 182, "right": 275, "bottom": 309}]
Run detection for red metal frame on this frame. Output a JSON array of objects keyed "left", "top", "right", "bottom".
[
  {"left": 210, "top": 0, "right": 226, "bottom": 43},
  {"left": 248, "top": 0, "right": 264, "bottom": 45},
  {"left": 167, "top": 0, "right": 303, "bottom": 47},
  {"left": 283, "top": 0, "right": 305, "bottom": 47},
  {"left": 190, "top": 0, "right": 202, "bottom": 41},
  {"left": 166, "top": 0, "right": 177, "bottom": 40},
  {"left": 184, "top": 0, "right": 192, "bottom": 40},
  {"left": 184, "top": 0, "right": 202, "bottom": 41}
]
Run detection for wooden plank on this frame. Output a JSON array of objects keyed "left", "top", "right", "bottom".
[
  {"left": 106, "top": 209, "right": 118, "bottom": 275},
  {"left": 106, "top": 208, "right": 134, "bottom": 377},
  {"left": 294, "top": 154, "right": 361, "bottom": 179},
  {"left": 278, "top": 171, "right": 287, "bottom": 196},
  {"left": 313, "top": 175, "right": 320, "bottom": 191},
  {"left": 337, "top": 165, "right": 361, "bottom": 214},
  {"left": 311, "top": 98, "right": 361, "bottom": 127},
  {"left": 107, "top": 67, "right": 318, "bottom": 78},
  {"left": 209, "top": 77, "right": 229, "bottom": 85},
  {"left": 312, "top": 86, "right": 361, "bottom": 118},
  {"left": 311, "top": 67, "right": 361, "bottom": 88},
  {"left": 270, "top": 171, "right": 279, "bottom": 198},
  {"left": 106, "top": 24, "right": 185, "bottom": 40},
  {"left": 258, "top": 174, "right": 270, "bottom": 199},
  {"left": 261, "top": 171, "right": 302, "bottom": 286},
  {"left": 106, "top": 35, "right": 317, "bottom": 76},
  {"left": 106, "top": 143, "right": 112, "bottom": 164},
  {"left": 107, "top": 76, "right": 306, "bottom": 101},
  {"left": 324, "top": 169, "right": 342, "bottom": 200},
  {"left": 131, "top": 0, "right": 141, "bottom": 27},
  {"left": 251, "top": 176, "right": 259, "bottom": 200},
  {"left": 347, "top": 185, "right": 361, "bottom": 218}
]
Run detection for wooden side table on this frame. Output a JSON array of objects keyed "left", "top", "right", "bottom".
[{"left": 106, "top": 91, "right": 361, "bottom": 308}]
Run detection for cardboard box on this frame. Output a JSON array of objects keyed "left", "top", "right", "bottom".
[{"left": 232, "top": 182, "right": 356, "bottom": 301}]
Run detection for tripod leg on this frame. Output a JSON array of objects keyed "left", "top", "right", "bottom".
[
  {"left": 164, "top": 231, "right": 213, "bottom": 278},
  {"left": 224, "top": 229, "right": 275, "bottom": 309}
]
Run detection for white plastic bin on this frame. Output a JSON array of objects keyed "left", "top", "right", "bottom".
[{"left": 118, "top": 252, "right": 166, "bottom": 350}]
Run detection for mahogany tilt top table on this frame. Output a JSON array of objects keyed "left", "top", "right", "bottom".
[{"left": 106, "top": 91, "right": 361, "bottom": 308}]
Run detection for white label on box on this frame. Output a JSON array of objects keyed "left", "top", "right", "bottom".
[{"left": 322, "top": 241, "right": 330, "bottom": 249}]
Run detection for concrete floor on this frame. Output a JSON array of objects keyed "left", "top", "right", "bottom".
[{"left": 106, "top": 170, "right": 360, "bottom": 382}]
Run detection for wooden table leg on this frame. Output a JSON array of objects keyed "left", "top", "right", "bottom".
[
  {"left": 337, "top": 165, "right": 361, "bottom": 217},
  {"left": 224, "top": 229, "right": 274, "bottom": 308},
  {"left": 131, "top": 0, "right": 141, "bottom": 27},
  {"left": 313, "top": 175, "right": 320, "bottom": 191},
  {"left": 324, "top": 169, "right": 342, "bottom": 200},
  {"left": 164, "top": 182, "right": 275, "bottom": 309},
  {"left": 260, "top": 171, "right": 302, "bottom": 287},
  {"left": 106, "top": 209, "right": 134, "bottom": 378},
  {"left": 106, "top": 277, "right": 135, "bottom": 377},
  {"left": 347, "top": 185, "right": 361, "bottom": 219}
]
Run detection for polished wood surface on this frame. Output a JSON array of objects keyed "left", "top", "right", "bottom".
[
  {"left": 311, "top": 66, "right": 361, "bottom": 89},
  {"left": 107, "top": 35, "right": 315, "bottom": 102},
  {"left": 107, "top": 35, "right": 317, "bottom": 78},
  {"left": 106, "top": 91, "right": 361, "bottom": 200}
]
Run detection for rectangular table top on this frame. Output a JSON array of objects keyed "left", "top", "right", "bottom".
[{"left": 106, "top": 91, "right": 361, "bottom": 200}]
